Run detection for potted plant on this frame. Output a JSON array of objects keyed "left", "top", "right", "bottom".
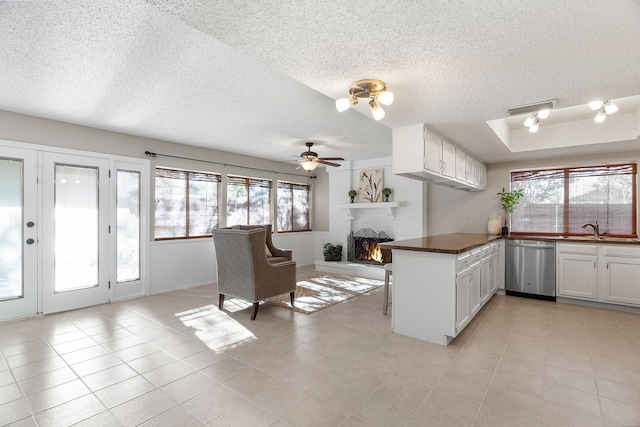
[
  {"left": 382, "top": 187, "right": 392, "bottom": 202},
  {"left": 322, "top": 243, "right": 342, "bottom": 261},
  {"left": 348, "top": 190, "right": 357, "bottom": 203},
  {"left": 497, "top": 187, "right": 524, "bottom": 235}
]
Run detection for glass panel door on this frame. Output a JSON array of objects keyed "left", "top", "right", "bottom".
[
  {"left": 42, "top": 153, "right": 110, "bottom": 313},
  {"left": 0, "top": 147, "right": 38, "bottom": 321},
  {"left": 116, "top": 169, "right": 140, "bottom": 283}
]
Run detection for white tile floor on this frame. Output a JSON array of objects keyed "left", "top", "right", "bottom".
[{"left": 1, "top": 266, "right": 640, "bottom": 426}]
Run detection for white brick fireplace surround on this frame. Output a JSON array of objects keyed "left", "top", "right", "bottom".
[{"left": 316, "top": 157, "right": 427, "bottom": 279}]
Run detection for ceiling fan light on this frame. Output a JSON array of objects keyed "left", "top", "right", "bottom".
[
  {"left": 594, "top": 108, "right": 607, "bottom": 123},
  {"left": 537, "top": 109, "right": 550, "bottom": 119},
  {"left": 528, "top": 118, "right": 540, "bottom": 133},
  {"left": 376, "top": 91, "right": 394, "bottom": 106},
  {"left": 300, "top": 160, "right": 318, "bottom": 171},
  {"left": 604, "top": 100, "right": 619, "bottom": 115},
  {"left": 369, "top": 99, "right": 385, "bottom": 120},
  {"left": 523, "top": 113, "right": 537, "bottom": 127},
  {"left": 588, "top": 100, "right": 603, "bottom": 111},
  {"left": 336, "top": 97, "right": 355, "bottom": 112}
]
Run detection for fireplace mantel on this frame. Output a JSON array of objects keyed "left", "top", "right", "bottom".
[{"left": 340, "top": 201, "right": 402, "bottom": 220}]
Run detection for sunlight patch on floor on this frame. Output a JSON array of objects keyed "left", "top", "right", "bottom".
[{"left": 176, "top": 304, "right": 255, "bottom": 353}]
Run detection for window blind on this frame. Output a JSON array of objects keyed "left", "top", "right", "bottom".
[{"left": 510, "top": 163, "right": 636, "bottom": 237}]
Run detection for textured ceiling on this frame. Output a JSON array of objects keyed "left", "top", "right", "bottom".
[{"left": 1, "top": 0, "right": 640, "bottom": 165}]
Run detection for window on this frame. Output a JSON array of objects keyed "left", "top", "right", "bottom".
[
  {"left": 227, "top": 175, "right": 271, "bottom": 226},
  {"left": 510, "top": 163, "right": 637, "bottom": 237},
  {"left": 277, "top": 181, "right": 310, "bottom": 231},
  {"left": 154, "top": 168, "right": 220, "bottom": 239}
]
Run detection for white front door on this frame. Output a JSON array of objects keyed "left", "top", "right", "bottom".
[
  {"left": 41, "top": 152, "right": 110, "bottom": 313},
  {"left": 0, "top": 147, "right": 38, "bottom": 320}
]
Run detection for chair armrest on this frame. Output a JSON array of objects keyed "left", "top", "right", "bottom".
[{"left": 269, "top": 247, "right": 292, "bottom": 261}]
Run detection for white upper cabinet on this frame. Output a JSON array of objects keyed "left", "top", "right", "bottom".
[
  {"left": 392, "top": 124, "right": 487, "bottom": 191},
  {"left": 423, "top": 127, "right": 442, "bottom": 173},
  {"left": 441, "top": 139, "right": 456, "bottom": 178},
  {"left": 455, "top": 147, "right": 466, "bottom": 181},
  {"left": 465, "top": 154, "right": 476, "bottom": 185}
]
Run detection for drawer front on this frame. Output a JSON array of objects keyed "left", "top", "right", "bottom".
[
  {"left": 470, "top": 249, "right": 483, "bottom": 263},
  {"left": 456, "top": 253, "right": 470, "bottom": 271},
  {"left": 601, "top": 244, "right": 640, "bottom": 258},
  {"left": 557, "top": 243, "right": 597, "bottom": 255}
]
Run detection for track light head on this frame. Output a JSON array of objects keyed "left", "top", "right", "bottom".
[{"left": 336, "top": 79, "right": 393, "bottom": 120}]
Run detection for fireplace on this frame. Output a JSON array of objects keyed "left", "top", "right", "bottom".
[{"left": 347, "top": 228, "right": 393, "bottom": 265}]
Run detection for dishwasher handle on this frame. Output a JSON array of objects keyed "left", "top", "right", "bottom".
[{"left": 507, "top": 240, "right": 555, "bottom": 249}]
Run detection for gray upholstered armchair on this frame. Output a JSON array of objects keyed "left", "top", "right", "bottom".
[{"left": 212, "top": 225, "right": 296, "bottom": 320}]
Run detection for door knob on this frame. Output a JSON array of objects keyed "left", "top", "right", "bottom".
[
  {"left": 26, "top": 238, "right": 35, "bottom": 244},
  {"left": 26, "top": 221, "right": 35, "bottom": 227}
]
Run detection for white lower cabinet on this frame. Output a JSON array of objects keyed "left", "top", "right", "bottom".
[
  {"left": 455, "top": 268, "right": 471, "bottom": 332},
  {"left": 469, "top": 263, "right": 481, "bottom": 317},
  {"left": 600, "top": 245, "right": 640, "bottom": 306},
  {"left": 392, "top": 240, "right": 501, "bottom": 345},
  {"left": 455, "top": 243, "right": 497, "bottom": 335},
  {"left": 557, "top": 243, "right": 640, "bottom": 307},
  {"left": 481, "top": 252, "right": 498, "bottom": 305},
  {"left": 557, "top": 254, "right": 598, "bottom": 300}
]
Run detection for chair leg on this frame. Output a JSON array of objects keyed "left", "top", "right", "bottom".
[
  {"left": 290, "top": 291, "right": 295, "bottom": 306},
  {"left": 218, "top": 294, "right": 225, "bottom": 310},
  {"left": 250, "top": 302, "right": 260, "bottom": 320},
  {"left": 383, "top": 270, "right": 391, "bottom": 315}
]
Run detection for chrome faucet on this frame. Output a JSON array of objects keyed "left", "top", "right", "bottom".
[{"left": 582, "top": 220, "right": 600, "bottom": 238}]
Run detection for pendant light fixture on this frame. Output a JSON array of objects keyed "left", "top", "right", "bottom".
[
  {"left": 335, "top": 79, "right": 394, "bottom": 121},
  {"left": 589, "top": 99, "right": 619, "bottom": 123}
]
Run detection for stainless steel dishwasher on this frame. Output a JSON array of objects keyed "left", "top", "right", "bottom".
[{"left": 505, "top": 240, "right": 556, "bottom": 301}]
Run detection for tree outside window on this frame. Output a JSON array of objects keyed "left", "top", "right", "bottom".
[
  {"left": 511, "top": 164, "right": 636, "bottom": 237},
  {"left": 154, "top": 168, "right": 220, "bottom": 239},
  {"left": 277, "top": 181, "right": 310, "bottom": 232},
  {"left": 227, "top": 176, "right": 271, "bottom": 226}
]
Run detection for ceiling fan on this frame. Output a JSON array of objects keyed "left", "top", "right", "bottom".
[{"left": 297, "top": 142, "right": 344, "bottom": 171}]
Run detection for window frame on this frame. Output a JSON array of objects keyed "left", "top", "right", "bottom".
[
  {"left": 276, "top": 180, "right": 311, "bottom": 233},
  {"left": 154, "top": 167, "right": 221, "bottom": 241},
  {"left": 226, "top": 175, "right": 272, "bottom": 226},
  {"left": 509, "top": 163, "right": 637, "bottom": 238}
]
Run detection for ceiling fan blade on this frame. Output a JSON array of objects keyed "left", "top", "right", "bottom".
[
  {"left": 318, "top": 160, "right": 341, "bottom": 167},
  {"left": 318, "top": 157, "right": 345, "bottom": 161}
]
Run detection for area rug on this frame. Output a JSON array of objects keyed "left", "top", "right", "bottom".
[{"left": 267, "top": 274, "right": 384, "bottom": 315}]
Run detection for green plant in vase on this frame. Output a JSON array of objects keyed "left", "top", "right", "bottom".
[
  {"left": 348, "top": 190, "right": 357, "bottom": 203},
  {"left": 497, "top": 187, "right": 524, "bottom": 235},
  {"left": 382, "top": 187, "right": 392, "bottom": 202}
]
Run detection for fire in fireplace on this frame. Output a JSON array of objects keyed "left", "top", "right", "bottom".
[{"left": 347, "top": 228, "right": 393, "bottom": 265}]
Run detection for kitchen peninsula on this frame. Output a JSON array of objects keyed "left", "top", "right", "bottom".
[{"left": 380, "top": 233, "right": 503, "bottom": 346}]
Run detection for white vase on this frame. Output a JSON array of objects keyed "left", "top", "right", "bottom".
[{"left": 488, "top": 215, "right": 502, "bottom": 235}]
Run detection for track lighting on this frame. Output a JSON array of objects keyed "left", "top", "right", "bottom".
[
  {"left": 369, "top": 99, "right": 385, "bottom": 120},
  {"left": 590, "top": 99, "right": 618, "bottom": 123},
  {"left": 523, "top": 110, "right": 549, "bottom": 133},
  {"left": 523, "top": 114, "right": 537, "bottom": 128},
  {"left": 335, "top": 79, "right": 393, "bottom": 121}
]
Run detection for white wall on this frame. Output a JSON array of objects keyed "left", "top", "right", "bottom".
[
  {"left": 311, "top": 169, "right": 330, "bottom": 231},
  {"left": 427, "top": 150, "right": 640, "bottom": 235},
  {"left": 327, "top": 157, "right": 426, "bottom": 253}
]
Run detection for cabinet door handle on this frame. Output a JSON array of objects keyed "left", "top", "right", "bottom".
[
  {"left": 594, "top": 261, "right": 597, "bottom": 268},
  {"left": 606, "top": 262, "right": 609, "bottom": 270}
]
